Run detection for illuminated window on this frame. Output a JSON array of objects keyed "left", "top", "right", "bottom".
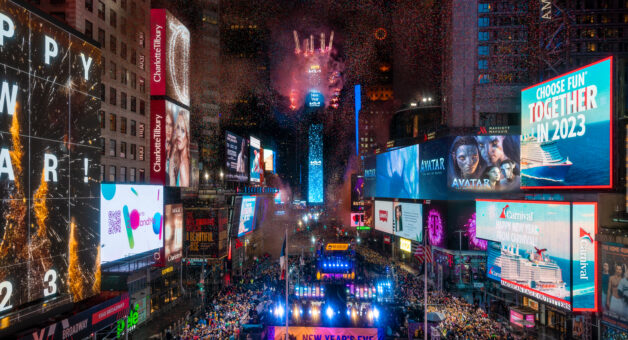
[
  {"left": 139, "top": 77, "right": 145, "bottom": 93},
  {"left": 478, "top": 17, "right": 489, "bottom": 27},
  {"left": 478, "top": 3, "right": 489, "bottom": 12},
  {"left": 138, "top": 146, "right": 145, "bottom": 161},
  {"left": 139, "top": 123, "right": 145, "bottom": 138},
  {"left": 587, "top": 42, "right": 597, "bottom": 52},
  {"left": 99, "top": 110, "right": 105, "bottom": 128},
  {"left": 479, "top": 31, "right": 489, "bottom": 41},
  {"left": 109, "top": 166, "right": 116, "bottom": 182},
  {"left": 478, "top": 73, "right": 490, "bottom": 84},
  {"left": 478, "top": 59, "right": 488, "bottom": 69},
  {"left": 109, "top": 113, "right": 116, "bottom": 131},
  {"left": 478, "top": 45, "right": 489, "bottom": 55},
  {"left": 120, "top": 117, "right": 127, "bottom": 134}
]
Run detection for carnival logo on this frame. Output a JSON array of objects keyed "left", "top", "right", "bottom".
[
  {"left": 579, "top": 227, "right": 594, "bottom": 280},
  {"left": 579, "top": 228, "right": 593, "bottom": 243},
  {"left": 499, "top": 205, "right": 509, "bottom": 219},
  {"left": 500, "top": 204, "right": 534, "bottom": 221},
  {"left": 378, "top": 210, "right": 388, "bottom": 222}
]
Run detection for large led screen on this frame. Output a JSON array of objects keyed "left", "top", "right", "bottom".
[
  {"left": 150, "top": 9, "right": 190, "bottom": 106},
  {"left": 264, "top": 149, "right": 275, "bottom": 172},
  {"left": 351, "top": 174, "right": 364, "bottom": 212},
  {"left": 184, "top": 208, "right": 225, "bottom": 258},
  {"left": 476, "top": 200, "right": 572, "bottom": 310},
  {"left": 100, "top": 184, "right": 164, "bottom": 264},
  {"left": 363, "top": 155, "right": 376, "bottom": 198},
  {"left": 161, "top": 204, "right": 183, "bottom": 265},
  {"left": 150, "top": 100, "right": 190, "bottom": 187},
  {"left": 249, "top": 136, "right": 262, "bottom": 183},
  {"left": 601, "top": 243, "right": 628, "bottom": 330},
  {"left": 0, "top": 1, "right": 102, "bottom": 316},
  {"left": 393, "top": 202, "right": 423, "bottom": 242},
  {"left": 237, "top": 196, "right": 257, "bottom": 237},
  {"left": 376, "top": 144, "right": 419, "bottom": 199},
  {"left": 419, "top": 139, "right": 448, "bottom": 200},
  {"left": 447, "top": 136, "right": 520, "bottom": 192},
  {"left": 521, "top": 57, "right": 612, "bottom": 189},
  {"left": 225, "top": 131, "right": 248, "bottom": 182},
  {"left": 572, "top": 202, "right": 597, "bottom": 312},
  {"left": 308, "top": 124, "right": 323, "bottom": 204},
  {"left": 374, "top": 200, "right": 393, "bottom": 234}
]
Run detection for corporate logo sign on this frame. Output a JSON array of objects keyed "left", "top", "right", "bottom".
[
  {"left": 100, "top": 185, "right": 164, "bottom": 264},
  {"left": 374, "top": 200, "right": 393, "bottom": 234},
  {"left": 150, "top": 100, "right": 190, "bottom": 187},
  {"left": 571, "top": 202, "right": 597, "bottom": 312},
  {"left": 521, "top": 57, "right": 612, "bottom": 189}
]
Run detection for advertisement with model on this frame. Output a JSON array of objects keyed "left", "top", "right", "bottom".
[
  {"left": 150, "top": 100, "right": 190, "bottom": 187},
  {"left": 476, "top": 200, "right": 572, "bottom": 310},
  {"left": 601, "top": 243, "right": 628, "bottom": 331},
  {"left": 100, "top": 184, "right": 164, "bottom": 264},
  {"left": 250, "top": 136, "right": 262, "bottom": 183},
  {"left": 520, "top": 57, "right": 612, "bottom": 189},
  {"left": 225, "top": 131, "right": 249, "bottom": 182},
  {"left": 157, "top": 204, "right": 183, "bottom": 266}
]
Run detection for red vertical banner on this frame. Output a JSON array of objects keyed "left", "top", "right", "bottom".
[
  {"left": 150, "top": 9, "right": 166, "bottom": 96},
  {"left": 150, "top": 100, "right": 166, "bottom": 184}
]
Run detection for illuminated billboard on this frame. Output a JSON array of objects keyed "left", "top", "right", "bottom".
[
  {"left": 521, "top": 57, "right": 612, "bottom": 189},
  {"left": 306, "top": 91, "right": 324, "bottom": 108},
  {"left": 601, "top": 243, "right": 628, "bottom": 330},
  {"left": 264, "top": 149, "right": 275, "bottom": 172},
  {"left": 393, "top": 202, "right": 423, "bottom": 243},
  {"left": 308, "top": 124, "right": 323, "bottom": 204},
  {"left": 374, "top": 200, "right": 393, "bottom": 234},
  {"left": 419, "top": 139, "right": 448, "bottom": 200},
  {"left": 0, "top": 0, "right": 102, "bottom": 317},
  {"left": 448, "top": 136, "right": 520, "bottom": 192},
  {"left": 237, "top": 196, "right": 257, "bottom": 237},
  {"left": 350, "top": 212, "right": 365, "bottom": 227},
  {"left": 150, "top": 100, "right": 190, "bottom": 187},
  {"left": 225, "top": 131, "right": 248, "bottom": 182},
  {"left": 185, "top": 208, "right": 227, "bottom": 258},
  {"left": 572, "top": 202, "right": 597, "bottom": 312},
  {"left": 270, "top": 326, "right": 378, "bottom": 340},
  {"left": 351, "top": 174, "right": 364, "bottom": 212},
  {"left": 158, "top": 204, "right": 183, "bottom": 266},
  {"left": 376, "top": 145, "right": 419, "bottom": 199},
  {"left": 249, "top": 136, "right": 262, "bottom": 183},
  {"left": 476, "top": 200, "right": 572, "bottom": 310},
  {"left": 150, "top": 9, "right": 190, "bottom": 106},
  {"left": 400, "top": 238, "right": 412, "bottom": 253},
  {"left": 100, "top": 184, "right": 164, "bottom": 264},
  {"left": 364, "top": 155, "right": 376, "bottom": 198}
]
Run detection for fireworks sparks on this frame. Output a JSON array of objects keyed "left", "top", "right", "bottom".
[{"left": 68, "top": 217, "right": 85, "bottom": 302}]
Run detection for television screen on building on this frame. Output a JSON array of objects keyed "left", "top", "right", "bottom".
[
  {"left": 237, "top": 196, "right": 257, "bottom": 237},
  {"left": 375, "top": 144, "right": 419, "bottom": 199},
  {"left": 374, "top": 200, "right": 393, "bottom": 234},
  {"left": 393, "top": 202, "right": 423, "bottom": 243},
  {"left": 225, "top": 131, "right": 248, "bottom": 182},
  {"left": 250, "top": 136, "right": 262, "bottom": 183}
]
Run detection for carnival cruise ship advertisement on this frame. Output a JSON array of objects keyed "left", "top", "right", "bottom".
[
  {"left": 476, "top": 200, "right": 572, "bottom": 310},
  {"left": 520, "top": 57, "right": 612, "bottom": 189},
  {"left": 572, "top": 202, "right": 598, "bottom": 312}
]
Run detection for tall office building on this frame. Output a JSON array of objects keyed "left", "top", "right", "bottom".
[{"left": 26, "top": 0, "right": 152, "bottom": 183}]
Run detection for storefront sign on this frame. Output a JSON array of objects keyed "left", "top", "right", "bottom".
[{"left": 399, "top": 238, "right": 412, "bottom": 253}]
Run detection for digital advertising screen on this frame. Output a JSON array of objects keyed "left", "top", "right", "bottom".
[
  {"left": 306, "top": 91, "right": 323, "bottom": 108},
  {"left": 237, "top": 196, "right": 257, "bottom": 237},
  {"left": 419, "top": 139, "right": 448, "bottom": 200},
  {"left": 100, "top": 184, "right": 164, "bottom": 264},
  {"left": 448, "top": 201, "right": 486, "bottom": 251},
  {"left": 249, "top": 136, "right": 262, "bottom": 183},
  {"left": 351, "top": 174, "right": 364, "bottom": 212},
  {"left": 447, "top": 136, "right": 520, "bottom": 192},
  {"left": 376, "top": 144, "right": 419, "bottom": 199},
  {"left": 225, "top": 131, "right": 248, "bottom": 182},
  {"left": 572, "top": 202, "right": 598, "bottom": 312},
  {"left": 486, "top": 241, "right": 502, "bottom": 281},
  {"left": 184, "top": 208, "right": 222, "bottom": 258},
  {"left": 150, "top": 9, "right": 190, "bottom": 106},
  {"left": 476, "top": 200, "right": 572, "bottom": 310},
  {"left": 308, "top": 124, "right": 324, "bottom": 204},
  {"left": 520, "top": 57, "right": 612, "bottom": 189},
  {"left": 0, "top": 0, "right": 102, "bottom": 318},
  {"left": 364, "top": 200, "right": 374, "bottom": 229},
  {"left": 601, "top": 243, "right": 628, "bottom": 331},
  {"left": 374, "top": 200, "right": 393, "bottom": 234},
  {"left": 350, "top": 212, "right": 365, "bottom": 227},
  {"left": 364, "top": 155, "right": 376, "bottom": 198},
  {"left": 424, "top": 202, "right": 447, "bottom": 248},
  {"left": 150, "top": 100, "right": 190, "bottom": 187},
  {"left": 181, "top": 143, "right": 199, "bottom": 198},
  {"left": 160, "top": 204, "right": 183, "bottom": 266},
  {"left": 393, "top": 202, "right": 423, "bottom": 243},
  {"left": 264, "top": 149, "right": 275, "bottom": 172}
]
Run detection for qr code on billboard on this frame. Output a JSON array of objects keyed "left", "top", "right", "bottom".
[{"left": 108, "top": 210, "right": 121, "bottom": 235}]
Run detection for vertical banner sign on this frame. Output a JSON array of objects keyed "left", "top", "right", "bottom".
[
  {"left": 308, "top": 124, "right": 324, "bottom": 204},
  {"left": 150, "top": 100, "right": 166, "bottom": 184},
  {"left": 249, "top": 136, "right": 261, "bottom": 183},
  {"left": 572, "top": 202, "right": 597, "bottom": 312},
  {"left": 150, "top": 9, "right": 167, "bottom": 97},
  {"left": 520, "top": 57, "right": 612, "bottom": 189}
]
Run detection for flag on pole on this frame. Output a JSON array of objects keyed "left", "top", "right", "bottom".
[
  {"left": 414, "top": 245, "right": 433, "bottom": 263},
  {"left": 280, "top": 235, "right": 286, "bottom": 279}
]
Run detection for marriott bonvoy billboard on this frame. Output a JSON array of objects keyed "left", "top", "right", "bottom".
[{"left": 476, "top": 199, "right": 598, "bottom": 312}]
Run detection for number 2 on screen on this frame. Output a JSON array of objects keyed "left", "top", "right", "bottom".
[{"left": 0, "top": 281, "right": 12, "bottom": 312}]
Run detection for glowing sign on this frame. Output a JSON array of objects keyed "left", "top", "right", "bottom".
[
  {"left": 399, "top": 238, "right": 412, "bottom": 253},
  {"left": 325, "top": 243, "right": 349, "bottom": 251},
  {"left": 306, "top": 91, "right": 323, "bottom": 108},
  {"left": 308, "top": 124, "right": 323, "bottom": 204}
]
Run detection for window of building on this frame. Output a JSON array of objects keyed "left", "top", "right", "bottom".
[
  {"left": 110, "top": 61, "right": 116, "bottom": 80},
  {"left": 478, "top": 73, "right": 490, "bottom": 84},
  {"left": 478, "top": 3, "right": 489, "bottom": 12},
  {"left": 100, "top": 137, "right": 105, "bottom": 154},
  {"left": 110, "top": 34, "right": 116, "bottom": 54},
  {"left": 130, "top": 96, "right": 137, "bottom": 112},
  {"left": 120, "top": 116, "right": 127, "bottom": 133},
  {"left": 138, "top": 169, "right": 145, "bottom": 182},
  {"left": 130, "top": 72, "right": 136, "bottom": 89},
  {"left": 121, "top": 17, "right": 127, "bottom": 35},
  {"left": 121, "top": 0, "right": 127, "bottom": 10},
  {"left": 478, "top": 45, "right": 489, "bottom": 55},
  {"left": 478, "top": 59, "right": 488, "bottom": 69},
  {"left": 121, "top": 92, "right": 127, "bottom": 109},
  {"left": 85, "top": 0, "right": 93, "bottom": 12},
  {"left": 587, "top": 42, "right": 597, "bottom": 52},
  {"left": 139, "top": 100, "right": 145, "bottom": 115},
  {"left": 121, "top": 68, "right": 127, "bottom": 85},
  {"left": 139, "top": 77, "right": 145, "bottom": 92},
  {"left": 109, "top": 113, "right": 116, "bottom": 131},
  {"left": 109, "top": 166, "right": 116, "bottom": 182},
  {"left": 100, "top": 83, "right": 105, "bottom": 101},
  {"left": 98, "top": 28, "right": 105, "bottom": 47},
  {"left": 100, "top": 164, "right": 105, "bottom": 182},
  {"left": 131, "top": 49, "right": 137, "bottom": 65},
  {"left": 99, "top": 110, "right": 105, "bottom": 128},
  {"left": 129, "top": 167, "right": 136, "bottom": 183},
  {"left": 120, "top": 42, "right": 127, "bottom": 60},
  {"left": 479, "top": 31, "right": 489, "bottom": 41},
  {"left": 120, "top": 142, "right": 126, "bottom": 158},
  {"left": 98, "top": 1, "right": 105, "bottom": 20},
  {"left": 130, "top": 120, "right": 136, "bottom": 136},
  {"left": 110, "top": 87, "right": 117, "bottom": 105},
  {"left": 84, "top": 20, "right": 93, "bottom": 39},
  {"left": 130, "top": 144, "right": 136, "bottom": 160},
  {"left": 109, "top": 139, "right": 116, "bottom": 156},
  {"left": 139, "top": 123, "right": 145, "bottom": 138},
  {"left": 478, "top": 17, "right": 489, "bottom": 27},
  {"left": 110, "top": 9, "right": 117, "bottom": 28}
]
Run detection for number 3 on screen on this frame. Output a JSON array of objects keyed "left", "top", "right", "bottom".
[{"left": 44, "top": 269, "right": 58, "bottom": 297}]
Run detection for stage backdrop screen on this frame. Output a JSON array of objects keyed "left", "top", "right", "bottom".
[
  {"left": 572, "top": 202, "right": 598, "bottom": 312},
  {"left": 249, "top": 136, "right": 262, "bottom": 183},
  {"left": 100, "top": 184, "right": 164, "bottom": 264},
  {"left": 225, "top": 131, "right": 248, "bottom": 182},
  {"left": 476, "top": 199, "right": 572, "bottom": 310},
  {"left": 0, "top": 0, "right": 102, "bottom": 318},
  {"left": 393, "top": 202, "right": 423, "bottom": 243},
  {"left": 376, "top": 144, "right": 419, "bottom": 199},
  {"left": 237, "top": 196, "right": 257, "bottom": 237},
  {"left": 447, "top": 136, "right": 520, "bottom": 192},
  {"left": 520, "top": 57, "right": 612, "bottom": 189},
  {"left": 601, "top": 243, "right": 628, "bottom": 331},
  {"left": 374, "top": 200, "right": 393, "bottom": 234}
]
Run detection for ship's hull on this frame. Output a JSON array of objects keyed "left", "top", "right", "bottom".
[{"left": 521, "top": 163, "right": 571, "bottom": 182}]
